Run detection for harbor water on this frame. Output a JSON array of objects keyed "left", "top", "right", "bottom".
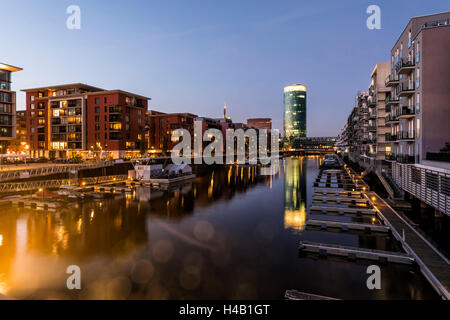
[{"left": 0, "top": 157, "right": 439, "bottom": 299}]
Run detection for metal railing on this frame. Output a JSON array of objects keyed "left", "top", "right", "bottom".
[
  {"left": 399, "top": 106, "right": 416, "bottom": 117},
  {"left": 0, "top": 174, "right": 128, "bottom": 193},
  {"left": 0, "top": 160, "right": 116, "bottom": 182},
  {"left": 392, "top": 163, "right": 450, "bottom": 216},
  {"left": 385, "top": 133, "right": 397, "bottom": 142},
  {"left": 397, "top": 83, "right": 415, "bottom": 95},
  {"left": 385, "top": 74, "right": 400, "bottom": 83},
  {"left": 398, "top": 131, "right": 415, "bottom": 140},
  {"left": 395, "top": 59, "right": 415, "bottom": 72}
]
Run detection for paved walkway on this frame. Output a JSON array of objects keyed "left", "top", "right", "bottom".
[{"left": 368, "top": 190, "right": 450, "bottom": 299}]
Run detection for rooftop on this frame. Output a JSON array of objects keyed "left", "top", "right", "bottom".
[
  {"left": 0, "top": 63, "right": 22, "bottom": 72},
  {"left": 21, "top": 83, "right": 105, "bottom": 92},
  {"left": 284, "top": 84, "right": 307, "bottom": 93},
  {"left": 21, "top": 83, "right": 151, "bottom": 100}
]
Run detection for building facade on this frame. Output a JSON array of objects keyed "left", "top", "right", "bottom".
[
  {"left": 0, "top": 63, "right": 22, "bottom": 153},
  {"left": 385, "top": 13, "right": 450, "bottom": 166},
  {"left": 364, "top": 62, "right": 391, "bottom": 169},
  {"left": 147, "top": 111, "right": 197, "bottom": 155},
  {"left": 23, "top": 83, "right": 149, "bottom": 159},
  {"left": 8, "top": 110, "right": 28, "bottom": 154},
  {"left": 386, "top": 13, "right": 450, "bottom": 216},
  {"left": 247, "top": 118, "right": 272, "bottom": 130},
  {"left": 339, "top": 13, "right": 450, "bottom": 216},
  {"left": 284, "top": 84, "right": 307, "bottom": 148}
]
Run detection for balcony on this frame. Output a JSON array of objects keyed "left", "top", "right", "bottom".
[
  {"left": 369, "top": 112, "right": 377, "bottom": 119},
  {"left": 397, "top": 83, "right": 415, "bottom": 97},
  {"left": 385, "top": 153, "right": 396, "bottom": 161},
  {"left": 385, "top": 133, "right": 397, "bottom": 142},
  {"left": 399, "top": 106, "right": 416, "bottom": 118},
  {"left": 396, "top": 59, "right": 415, "bottom": 75},
  {"left": 0, "top": 81, "right": 11, "bottom": 91},
  {"left": 0, "top": 92, "right": 12, "bottom": 103},
  {"left": 398, "top": 131, "right": 415, "bottom": 141},
  {"left": 397, "top": 154, "right": 416, "bottom": 164},
  {"left": 426, "top": 152, "right": 450, "bottom": 163},
  {"left": 385, "top": 114, "right": 400, "bottom": 124},
  {"left": 385, "top": 96, "right": 400, "bottom": 105},
  {"left": 385, "top": 74, "right": 400, "bottom": 87},
  {"left": 367, "top": 98, "right": 377, "bottom": 107},
  {"left": 109, "top": 106, "right": 122, "bottom": 114}
]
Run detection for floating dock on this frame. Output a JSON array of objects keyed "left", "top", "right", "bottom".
[
  {"left": 312, "top": 195, "right": 370, "bottom": 205},
  {"left": 299, "top": 241, "right": 414, "bottom": 264},
  {"left": 10, "top": 198, "right": 58, "bottom": 211},
  {"left": 309, "top": 205, "right": 376, "bottom": 215},
  {"left": 306, "top": 219, "right": 389, "bottom": 233},
  {"left": 284, "top": 289, "right": 339, "bottom": 300}
]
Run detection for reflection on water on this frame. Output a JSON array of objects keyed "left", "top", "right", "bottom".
[
  {"left": 0, "top": 157, "right": 439, "bottom": 299},
  {"left": 284, "top": 157, "right": 307, "bottom": 231}
]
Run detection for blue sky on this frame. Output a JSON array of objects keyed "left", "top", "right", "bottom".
[{"left": 3, "top": 0, "right": 449, "bottom": 136}]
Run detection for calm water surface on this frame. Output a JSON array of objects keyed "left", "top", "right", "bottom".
[{"left": 0, "top": 157, "right": 439, "bottom": 299}]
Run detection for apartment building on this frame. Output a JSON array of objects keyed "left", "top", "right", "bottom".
[
  {"left": 247, "top": 118, "right": 272, "bottom": 130},
  {"left": 339, "top": 13, "right": 450, "bottom": 216},
  {"left": 385, "top": 13, "right": 450, "bottom": 165},
  {"left": 385, "top": 13, "right": 450, "bottom": 216},
  {"left": 7, "top": 110, "right": 28, "bottom": 154},
  {"left": 147, "top": 111, "right": 197, "bottom": 154},
  {"left": 23, "top": 83, "right": 150, "bottom": 159},
  {"left": 0, "top": 63, "right": 22, "bottom": 153},
  {"left": 369, "top": 62, "right": 391, "bottom": 169}
]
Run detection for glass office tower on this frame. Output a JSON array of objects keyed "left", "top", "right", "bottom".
[{"left": 284, "top": 84, "right": 306, "bottom": 148}]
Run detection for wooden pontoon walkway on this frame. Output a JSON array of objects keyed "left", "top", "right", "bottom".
[
  {"left": 299, "top": 240, "right": 414, "bottom": 264},
  {"left": 306, "top": 219, "right": 389, "bottom": 233},
  {"left": 285, "top": 289, "right": 339, "bottom": 300},
  {"left": 312, "top": 195, "right": 370, "bottom": 205},
  {"left": 310, "top": 205, "right": 376, "bottom": 215},
  {"left": 314, "top": 189, "right": 364, "bottom": 198}
]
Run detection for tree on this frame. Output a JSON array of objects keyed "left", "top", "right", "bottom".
[
  {"left": 139, "top": 139, "right": 147, "bottom": 156},
  {"left": 49, "top": 150, "right": 56, "bottom": 160},
  {"left": 162, "top": 136, "right": 168, "bottom": 156}
]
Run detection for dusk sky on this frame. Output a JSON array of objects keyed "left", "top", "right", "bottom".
[{"left": 3, "top": 0, "right": 449, "bottom": 136}]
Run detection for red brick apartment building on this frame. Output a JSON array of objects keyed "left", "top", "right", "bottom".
[
  {"left": 22, "top": 83, "right": 150, "bottom": 159},
  {"left": 146, "top": 110, "right": 197, "bottom": 154},
  {"left": 247, "top": 118, "right": 272, "bottom": 130},
  {"left": 0, "top": 63, "right": 22, "bottom": 152}
]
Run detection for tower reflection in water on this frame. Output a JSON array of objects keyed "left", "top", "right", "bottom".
[{"left": 284, "top": 157, "right": 307, "bottom": 231}]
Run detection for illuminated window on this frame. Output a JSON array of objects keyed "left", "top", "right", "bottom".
[
  {"left": 416, "top": 118, "right": 420, "bottom": 138},
  {"left": 110, "top": 123, "right": 122, "bottom": 130}
]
